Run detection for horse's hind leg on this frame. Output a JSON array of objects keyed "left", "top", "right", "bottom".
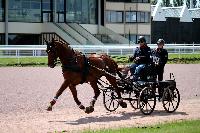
[
  {"left": 47, "top": 79, "right": 69, "bottom": 111},
  {"left": 68, "top": 85, "right": 86, "bottom": 111},
  {"left": 106, "top": 75, "right": 127, "bottom": 108}
]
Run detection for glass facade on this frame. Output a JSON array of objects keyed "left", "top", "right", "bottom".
[
  {"left": 56, "top": 0, "right": 65, "bottom": 22},
  {"left": 8, "top": 0, "right": 41, "bottom": 22},
  {"left": 65, "top": 0, "right": 97, "bottom": 24},
  {"left": 6, "top": 0, "right": 97, "bottom": 23},
  {"left": 42, "top": 0, "right": 53, "bottom": 22},
  {"left": 0, "top": 0, "right": 4, "bottom": 21}
]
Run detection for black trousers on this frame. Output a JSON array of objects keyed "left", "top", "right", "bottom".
[{"left": 156, "top": 65, "right": 165, "bottom": 81}]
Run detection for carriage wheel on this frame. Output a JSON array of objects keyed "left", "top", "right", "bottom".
[
  {"left": 129, "top": 91, "right": 139, "bottom": 109},
  {"left": 103, "top": 88, "right": 119, "bottom": 112},
  {"left": 162, "top": 87, "right": 180, "bottom": 113},
  {"left": 139, "top": 87, "right": 156, "bottom": 115}
]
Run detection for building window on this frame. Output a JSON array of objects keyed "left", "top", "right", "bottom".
[
  {"left": 8, "top": 34, "right": 40, "bottom": 45},
  {"left": 125, "top": 11, "right": 150, "bottom": 23},
  {"left": 125, "top": 11, "right": 136, "bottom": 23},
  {"left": 8, "top": 0, "right": 41, "bottom": 22},
  {"left": 106, "top": 11, "right": 123, "bottom": 23},
  {"left": 66, "top": 0, "right": 97, "bottom": 24},
  {"left": 137, "top": 11, "right": 150, "bottom": 23},
  {"left": 0, "top": 0, "right": 4, "bottom": 21},
  {"left": 125, "top": 34, "right": 137, "bottom": 43},
  {"left": 56, "top": 0, "right": 65, "bottom": 22}
]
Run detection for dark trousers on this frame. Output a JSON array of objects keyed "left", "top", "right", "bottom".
[
  {"left": 156, "top": 65, "right": 165, "bottom": 81},
  {"left": 156, "top": 65, "right": 165, "bottom": 98}
]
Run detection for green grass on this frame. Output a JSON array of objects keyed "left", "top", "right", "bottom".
[
  {"left": 0, "top": 54, "right": 200, "bottom": 67},
  {"left": 82, "top": 119, "right": 200, "bottom": 133},
  {"left": 111, "top": 54, "right": 200, "bottom": 64},
  {"left": 0, "top": 57, "right": 48, "bottom": 67}
]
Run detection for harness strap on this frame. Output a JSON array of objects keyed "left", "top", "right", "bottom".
[{"left": 61, "top": 54, "right": 90, "bottom": 84}]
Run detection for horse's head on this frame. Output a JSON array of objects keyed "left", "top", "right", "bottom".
[{"left": 46, "top": 38, "right": 58, "bottom": 68}]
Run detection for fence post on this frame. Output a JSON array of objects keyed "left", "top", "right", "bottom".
[{"left": 193, "top": 43, "right": 194, "bottom": 53}]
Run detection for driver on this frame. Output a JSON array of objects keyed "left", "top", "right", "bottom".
[{"left": 129, "top": 36, "right": 151, "bottom": 80}]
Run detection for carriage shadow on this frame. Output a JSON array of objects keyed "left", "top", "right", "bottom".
[{"left": 49, "top": 110, "right": 188, "bottom": 125}]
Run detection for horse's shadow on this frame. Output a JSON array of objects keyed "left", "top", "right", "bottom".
[{"left": 48, "top": 110, "right": 188, "bottom": 125}]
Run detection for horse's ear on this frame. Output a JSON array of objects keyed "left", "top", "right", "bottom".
[{"left": 52, "top": 37, "right": 55, "bottom": 43}]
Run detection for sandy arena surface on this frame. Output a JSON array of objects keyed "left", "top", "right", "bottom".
[{"left": 0, "top": 64, "right": 200, "bottom": 133}]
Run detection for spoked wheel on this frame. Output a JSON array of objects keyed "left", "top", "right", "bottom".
[
  {"left": 129, "top": 91, "right": 139, "bottom": 109},
  {"left": 139, "top": 87, "right": 156, "bottom": 115},
  {"left": 103, "top": 88, "right": 119, "bottom": 112},
  {"left": 162, "top": 87, "right": 180, "bottom": 113}
]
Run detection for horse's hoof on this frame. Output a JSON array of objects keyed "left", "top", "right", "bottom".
[
  {"left": 85, "top": 106, "right": 94, "bottom": 114},
  {"left": 79, "top": 104, "right": 85, "bottom": 110},
  {"left": 119, "top": 102, "right": 127, "bottom": 108},
  {"left": 46, "top": 106, "right": 52, "bottom": 111}
]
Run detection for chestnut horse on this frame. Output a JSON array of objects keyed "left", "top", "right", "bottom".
[{"left": 46, "top": 39, "right": 127, "bottom": 114}]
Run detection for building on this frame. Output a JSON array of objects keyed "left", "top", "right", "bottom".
[
  {"left": 0, "top": 0, "right": 151, "bottom": 46},
  {"left": 151, "top": 3, "right": 200, "bottom": 44}
]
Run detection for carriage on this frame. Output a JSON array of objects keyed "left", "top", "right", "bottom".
[
  {"left": 45, "top": 39, "right": 180, "bottom": 115},
  {"left": 98, "top": 63, "right": 180, "bottom": 115}
]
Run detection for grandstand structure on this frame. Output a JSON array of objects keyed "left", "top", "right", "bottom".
[
  {"left": 0, "top": 0, "right": 151, "bottom": 46},
  {"left": 151, "top": 3, "right": 200, "bottom": 44}
]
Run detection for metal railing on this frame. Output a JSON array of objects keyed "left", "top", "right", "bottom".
[{"left": 0, "top": 44, "right": 200, "bottom": 58}]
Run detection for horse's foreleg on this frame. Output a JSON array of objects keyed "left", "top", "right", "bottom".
[
  {"left": 82, "top": 81, "right": 101, "bottom": 114},
  {"left": 68, "top": 85, "right": 85, "bottom": 110},
  {"left": 47, "top": 79, "right": 69, "bottom": 111}
]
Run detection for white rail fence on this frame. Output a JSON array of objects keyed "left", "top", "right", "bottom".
[{"left": 0, "top": 44, "right": 200, "bottom": 58}]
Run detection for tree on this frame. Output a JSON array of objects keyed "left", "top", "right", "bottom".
[
  {"left": 162, "top": 0, "right": 172, "bottom": 6},
  {"left": 173, "top": 0, "right": 183, "bottom": 6}
]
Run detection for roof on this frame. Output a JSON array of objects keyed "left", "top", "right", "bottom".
[
  {"left": 189, "top": 8, "right": 200, "bottom": 18},
  {"left": 162, "top": 7, "right": 182, "bottom": 18},
  {"left": 151, "top": 4, "right": 200, "bottom": 22}
]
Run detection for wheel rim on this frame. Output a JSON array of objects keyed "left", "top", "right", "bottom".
[
  {"left": 103, "top": 88, "right": 119, "bottom": 112},
  {"left": 139, "top": 87, "right": 156, "bottom": 115},
  {"left": 162, "top": 87, "right": 180, "bottom": 113}
]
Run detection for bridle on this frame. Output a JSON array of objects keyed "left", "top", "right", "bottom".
[{"left": 46, "top": 42, "right": 59, "bottom": 67}]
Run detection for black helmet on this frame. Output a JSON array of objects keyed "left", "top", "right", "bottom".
[
  {"left": 138, "top": 36, "right": 146, "bottom": 43},
  {"left": 157, "top": 39, "right": 165, "bottom": 44}
]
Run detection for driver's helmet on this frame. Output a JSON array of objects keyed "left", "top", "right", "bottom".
[
  {"left": 138, "top": 36, "right": 146, "bottom": 43},
  {"left": 157, "top": 39, "right": 165, "bottom": 45}
]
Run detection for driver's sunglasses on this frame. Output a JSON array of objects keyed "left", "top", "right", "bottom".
[{"left": 138, "top": 41, "right": 144, "bottom": 43}]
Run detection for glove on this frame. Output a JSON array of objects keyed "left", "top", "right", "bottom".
[{"left": 129, "top": 56, "right": 134, "bottom": 62}]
